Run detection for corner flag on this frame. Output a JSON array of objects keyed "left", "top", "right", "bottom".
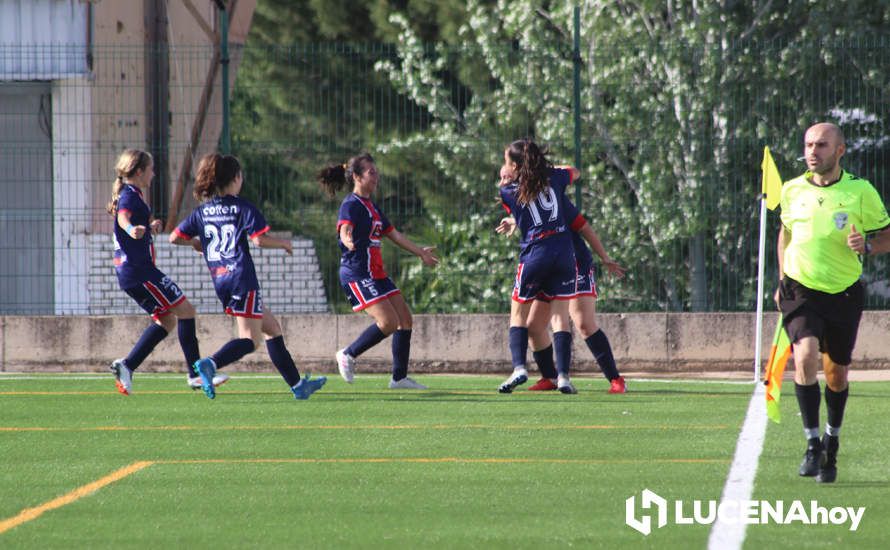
[
  {"left": 753, "top": 145, "right": 784, "bottom": 383},
  {"left": 761, "top": 146, "right": 782, "bottom": 210},
  {"left": 764, "top": 316, "right": 792, "bottom": 423}
]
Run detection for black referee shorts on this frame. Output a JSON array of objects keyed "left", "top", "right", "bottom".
[{"left": 778, "top": 277, "right": 864, "bottom": 366}]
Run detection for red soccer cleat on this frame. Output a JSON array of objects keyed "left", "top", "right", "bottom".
[
  {"left": 608, "top": 376, "right": 627, "bottom": 394},
  {"left": 528, "top": 377, "right": 558, "bottom": 391}
]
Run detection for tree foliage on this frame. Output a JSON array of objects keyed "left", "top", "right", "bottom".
[{"left": 232, "top": 0, "right": 890, "bottom": 312}]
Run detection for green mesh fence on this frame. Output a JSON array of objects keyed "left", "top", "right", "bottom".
[{"left": 1, "top": 40, "right": 889, "bottom": 314}]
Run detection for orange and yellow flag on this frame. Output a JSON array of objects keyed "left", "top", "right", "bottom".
[{"left": 764, "top": 316, "right": 792, "bottom": 423}]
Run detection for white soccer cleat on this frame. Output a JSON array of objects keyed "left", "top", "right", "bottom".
[
  {"left": 111, "top": 358, "right": 133, "bottom": 395},
  {"left": 335, "top": 349, "right": 356, "bottom": 383},
  {"left": 498, "top": 367, "right": 529, "bottom": 393},
  {"left": 187, "top": 372, "right": 230, "bottom": 389},
  {"left": 388, "top": 376, "right": 427, "bottom": 390},
  {"left": 557, "top": 375, "right": 578, "bottom": 395}
]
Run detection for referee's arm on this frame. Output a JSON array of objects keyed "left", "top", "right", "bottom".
[
  {"left": 851, "top": 224, "right": 890, "bottom": 255},
  {"left": 774, "top": 226, "right": 789, "bottom": 306}
]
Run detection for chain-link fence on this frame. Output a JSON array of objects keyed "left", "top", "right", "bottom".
[{"left": 2, "top": 40, "right": 889, "bottom": 315}]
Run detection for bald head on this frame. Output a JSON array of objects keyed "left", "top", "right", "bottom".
[
  {"left": 806, "top": 122, "right": 845, "bottom": 146},
  {"left": 804, "top": 122, "right": 845, "bottom": 179}
]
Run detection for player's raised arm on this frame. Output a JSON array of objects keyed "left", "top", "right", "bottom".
[
  {"left": 385, "top": 229, "right": 439, "bottom": 267},
  {"left": 252, "top": 233, "right": 293, "bottom": 255},
  {"left": 554, "top": 164, "right": 581, "bottom": 182}
]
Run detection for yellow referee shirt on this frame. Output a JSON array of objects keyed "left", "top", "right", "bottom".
[{"left": 780, "top": 171, "right": 889, "bottom": 294}]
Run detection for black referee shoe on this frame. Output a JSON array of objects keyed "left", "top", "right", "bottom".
[
  {"left": 798, "top": 437, "right": 826, "bottom": 477},
  {"left": 816, "top": 435, "right": 839, "bottom": 483}
]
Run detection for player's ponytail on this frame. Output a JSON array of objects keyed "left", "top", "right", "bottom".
[
  {"left": 318, "top": 153, "right": 375, "bottom": 197},
  {"left": 107, "top": 149, "right": 152, "bottom": 216},
  {"left": 507, "top": 139, "right": 551, "bottom": 205},
  {"left": 194, "top": 153, "right": 242, "bottom": 201}
]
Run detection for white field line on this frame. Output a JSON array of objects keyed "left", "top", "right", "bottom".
[
  {"left": 0, "top": 373, "right": 752, "bottom": 384},
  {"left": 707, "top": 383, "right": 767, "bottom": 550}
]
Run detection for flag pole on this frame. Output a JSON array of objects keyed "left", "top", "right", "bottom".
[{"left": 753, "top": 194, "right": 769, "bottom": 384}]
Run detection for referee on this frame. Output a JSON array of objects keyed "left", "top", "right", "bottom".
[{"left": 774, "top": 122, "right": 890, "bottom": 483}]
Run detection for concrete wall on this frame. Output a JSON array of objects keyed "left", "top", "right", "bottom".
[{"left": 4, "top": 311, "right": 890, "bottom": 374}]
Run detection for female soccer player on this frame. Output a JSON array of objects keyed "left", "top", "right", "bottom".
[
  {"left": 170, "top": 153, "right": 326, "bottom": 400},
  {"left": 318, "top": 153, "right": 438, "bottom": 389},
  {"left": 498, "top": 191, "right": 627, "bottom": 394},
  {"left": 497, "top": 139, "right": 578, "bottom": 394},
  {"left": 107, "top": 149, "right": 226, "bottom": 394}
]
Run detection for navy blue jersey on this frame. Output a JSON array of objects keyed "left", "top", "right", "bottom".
[
  {"left": 113, "top": 184, "right": 156, "bottom": 288},
  {"left": 337, "top": 193, "right": 394, "bottom": 281},
  {"left": 174, "top": 195, "right": 270, "bottom": 293},
  {"left": 499, "top": 168, "right": 575, "bottom": 259},
  {"left": 561, "top": 196, "right": 594, "bottom": 270}
]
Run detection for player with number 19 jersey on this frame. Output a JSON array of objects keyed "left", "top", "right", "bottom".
[
  {"left": 500, "top": 167, "right": 578, "bottom": 302},
  {"left": 173, "top": 195, "right": 270, "bottom": 315}
]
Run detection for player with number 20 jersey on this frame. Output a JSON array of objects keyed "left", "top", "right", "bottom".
[{"left": 174, "top": 195, "right": 270, "bottom": 317}]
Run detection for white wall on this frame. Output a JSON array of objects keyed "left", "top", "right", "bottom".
[
  {"left": 0, "top": 0, "right": 89, "bottom": 79},
  {"left": 52, "top": 79, "right": 92, "bottom": 314}
]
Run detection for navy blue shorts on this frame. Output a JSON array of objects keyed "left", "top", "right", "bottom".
[
  {"left": 512, "top": 252, "right": 578, "bottom": 303},
  {"left": 123, "top": 269, "right": 186, "bottom": 320},
  {"left": 341, "top": 277, "right": 401, "bottom": 311},
  {"left": 215, "top": 287, "right": 264, "bottom": 318},
  {"left": 575, "top": 263, "right": 598, "bottom": 298}
]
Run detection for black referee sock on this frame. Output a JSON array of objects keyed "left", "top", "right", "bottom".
[
  {"left": 824, "top": 385, "right": 849, "bottom": 433},
  {"left": 266, "top": 335, "right": 300, "bottom": 387},
  {"left": 177, "top": 318, "right": 200, "bottom": 377},
  {"left": 125, "top": 323, "right": 168, "bottom": 370},
  {"left": 794, "top": 382, "right": 821, "bottom": 436},
  {"left": 532, "top": 345, "right": 557, "bottom": 379}
]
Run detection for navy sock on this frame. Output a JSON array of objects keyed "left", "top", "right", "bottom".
[
  {"left": 177, "top": 318, "right": 201, "bottom": 377},
  {"left": 392, "top": 329, "right": 411, "bottom": 381},
  {"left": 795, "top": 382, "right": 821, "bottom": 432},
  {"left": 553, "top": 331, "right": 572, "bottom": 377},
  {"left": 211, "top": 338, "right": 256, "bottom": 369},
  {"left": 532, "top": 345, "right": 557, "bottom": 379},
  {"left": 509, "top": 326, "right": 529, "bottom": 368},
  {"left": 824, "top": 385, "right": 849, "bottom": 431},
  {"left": 345, "top": 324, "right": 388, "bottom": 358},
  {"left": 585, "top": 329, "right": 620, "bottom": 380},
  {"left": 125, "top": 323, "right": 168, "bottom": 370},
  {"left": 266, "top": 335, "right": 301, "bottom": 387}
]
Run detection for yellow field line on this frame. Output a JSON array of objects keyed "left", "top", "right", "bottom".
[
  {"left": 0, "top": 455, "right": 726, "bottom": 534},
  {"left": 0, "top": 461, "right": 153, "bottom": 535},
  {"left": 0, "top": 423, "right": 729, "bottom": 432},
  {"left": 161, "top": 457, "right": 727, "bottom": 465}
]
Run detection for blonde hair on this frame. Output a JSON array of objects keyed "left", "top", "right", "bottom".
[{"left": 107, "top": 149, "right": 152, "bottom": 215}]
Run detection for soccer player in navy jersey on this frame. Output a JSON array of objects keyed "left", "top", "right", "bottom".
[
  {"left": 318, "top": 153, "right": 439, "bottom": 389},
  {"left": 499, "top": 190, "right": 628, "bottom": 394},
  {"left": 497, "top": 139, "right": 579, "bottom": 394},
  {"left": 170, "top": 153, "right": 326, "bottom": 400},
  {"left": 107, "top": 149, "right": 226, "bottom": 395}
]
